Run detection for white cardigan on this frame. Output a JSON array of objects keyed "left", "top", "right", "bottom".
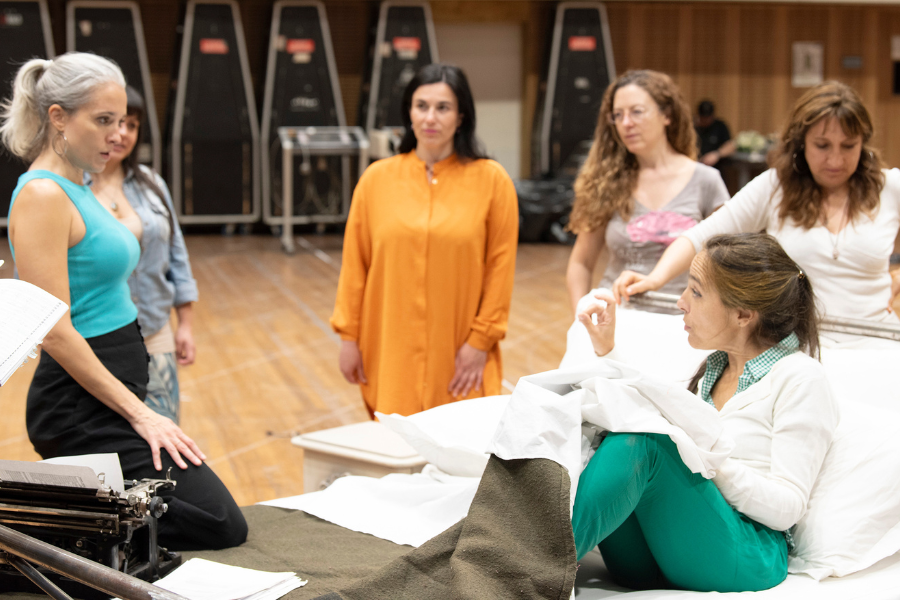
[
  {"left": 706, "top": 353, "right": 840, "bottom": 532},
  {"left": 684, "top": 168, "right": 900, "bottom": 325}
]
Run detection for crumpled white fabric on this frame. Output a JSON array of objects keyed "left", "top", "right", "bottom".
[
  {"left": 376, "top": 396, "right": 511, "bottom": 478},
  {"left": 488, "top": 359, "right": 734, "bottom": 511}
]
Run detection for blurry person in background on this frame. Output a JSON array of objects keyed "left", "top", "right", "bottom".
[
  {"left": 86, "top": 86, "right": 197, "bottom": 424},
  {"left": 566, "top": 70, "right": 729, "bottom": 315},
  {"left": 695, "top": 99, "right": 736, "bottom": 167}
]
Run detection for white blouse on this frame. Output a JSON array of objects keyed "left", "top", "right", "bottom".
[
  {"left": 684, "top": 168, "right": 900, "bottom": 324},
  {"left": 706, "top": 353, "right": 840, "bottom": 532}
]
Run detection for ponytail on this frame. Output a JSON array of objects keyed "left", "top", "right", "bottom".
[
  {"left": 0, "top": 52, "right": 125, "bottom": 163},
  {"left": 792, "top": 269, "right": 820, "bottom": 360},
  {"left": 0, "top": 58, "right": 52, "bottom": 162}
]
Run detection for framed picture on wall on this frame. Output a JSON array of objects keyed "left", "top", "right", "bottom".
[{"left": 792, "top": 41, "right": 823, "bottom": 88}]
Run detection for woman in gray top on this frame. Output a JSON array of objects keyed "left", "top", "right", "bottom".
[
  {"left": 86, "top": 87, "right": 198, "bottom": 423},
  {"left": 566, "top": 70, "right": 729, "bottom": 313}
]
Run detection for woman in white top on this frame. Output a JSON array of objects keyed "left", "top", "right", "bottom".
[
  {"left": 574, "top": 233, "right": 838, "bottom": 592},
  {"left": 614, "top": 81, "right": 900, "bottom": 326},
  {"left": 566, "top": 70, "right": 729, "bottom": 314}
]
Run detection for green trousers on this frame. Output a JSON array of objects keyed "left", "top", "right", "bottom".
[{"left": 572, "top": 432, "right": 787, "bottom": 592}]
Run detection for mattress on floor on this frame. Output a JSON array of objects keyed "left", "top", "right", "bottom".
[{"left": 1, "top": 505, "right": 898, "bottom": 599}]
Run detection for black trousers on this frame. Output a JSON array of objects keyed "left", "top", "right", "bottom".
[{"left": 27, "top": 321, "right": 247, "bottom": 551}]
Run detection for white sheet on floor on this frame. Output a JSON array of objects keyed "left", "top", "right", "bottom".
[{"left": 259, "top": 465, "right": 479, "bottom": 547}]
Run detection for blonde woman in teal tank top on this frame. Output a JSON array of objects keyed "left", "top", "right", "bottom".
[{"left": 1, "top": 53, "right": 246, "bottom": 550}]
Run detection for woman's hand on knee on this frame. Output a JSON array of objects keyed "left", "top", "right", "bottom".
[
  {"left": 339, "top": 340, "right": 367, "bottom": 384},
  {"left": 448, "top": 342, "right": 487, "bottom": 398},
  {"left": 132, "top": 408, "right": 206, "bottom": 471},
  {"left": 578, "top": 292, "right": 617, "bottom": 357}
]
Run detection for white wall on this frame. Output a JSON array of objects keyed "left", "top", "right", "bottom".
[{"left": 434, "top": 23, "right": 523, "bottom": 179}]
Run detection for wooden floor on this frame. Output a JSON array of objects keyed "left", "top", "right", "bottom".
[{"left": 0, "top": 235, "right": 573, "bottom": 506}]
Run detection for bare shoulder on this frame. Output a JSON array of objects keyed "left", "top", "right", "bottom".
[
  {"left": 14, "top": 177, "right": 73, "bottom": 210},
  {"left": 10, "top": 178, "right": 76, "bottom": 237}
]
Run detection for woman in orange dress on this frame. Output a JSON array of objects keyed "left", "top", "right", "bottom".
[{"left": 331, "top": 64, "right": 518, "bottom": 417}]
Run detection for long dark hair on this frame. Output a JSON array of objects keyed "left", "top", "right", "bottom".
[
  {"left": 397, "top": 63, "right": 487, "bottom": 161},
  {"left": 687, "top": 233, "right": 820, "bottom": 393},
  {"left": 122, "top": 86, "right": 174, "bottom": 240}
]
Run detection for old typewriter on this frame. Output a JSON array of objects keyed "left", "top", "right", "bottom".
[{"left": 0, "top": 459, "right": 182, "bottom": 598}]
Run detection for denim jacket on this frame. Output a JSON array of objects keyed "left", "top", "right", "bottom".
[{"left": 85, "top": 166, "right": 198, "bottom": 337}]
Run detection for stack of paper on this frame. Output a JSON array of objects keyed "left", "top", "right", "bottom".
[{"left": 152, "top": 558, "right": 307, "bottom": 600}]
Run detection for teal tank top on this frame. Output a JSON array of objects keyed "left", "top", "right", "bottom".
[{"left": 9, "top": 170, "right": 140, "bottom": 339}]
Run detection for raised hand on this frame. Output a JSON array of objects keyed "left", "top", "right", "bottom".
[{"left": 577, "top": 291, "right": 617, "bottom": 357}]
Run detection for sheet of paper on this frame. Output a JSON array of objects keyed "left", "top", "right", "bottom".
[
  {"left": 152, "top": 558, "right": 306, "bottom": 600},
  {"left": 42, "top": 453, "right": 125, "bottom": 494},
  {"left": 0, "top": 278, "right": 68, "bottom": 385},
  {"left": 0, "top": 459, "right": 101, "bottom": 490}
]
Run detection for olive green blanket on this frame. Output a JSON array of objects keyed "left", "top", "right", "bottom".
[{"left": 1, "top": 457, "right": 577, "bottom": 600}]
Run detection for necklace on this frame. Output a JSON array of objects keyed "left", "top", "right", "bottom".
[
  {"left": 822, "top": 205, "right": 848, "bottom": 260},
  {"left": 109, "top": 201, "right": 119, "bottom": 212},
  {"left": 826, "top": 228, "right": 840, "bottom": 260}
]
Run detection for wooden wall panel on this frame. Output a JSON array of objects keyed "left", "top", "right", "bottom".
[
  {"left": 642, "top": 6, "right": 682, "bottom": 75},
  {"left": 25, "top": 1, "right": 900, "bottom": 174},
  {"left": 877, "top": 11, "right": 900, "bottom": 166},
  {"left": 737, "top": 6, "right": 777, "bottom": 135},
  {"left": 605, "top": 4, "right": 631, "bottom": 73},
  {"left": 598, "top": 3, "right": 900, "bottom": 169}
]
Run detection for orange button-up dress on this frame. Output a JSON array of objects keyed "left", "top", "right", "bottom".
[{"left": 330, "top": 151, "right": 518, "bottom": 416}]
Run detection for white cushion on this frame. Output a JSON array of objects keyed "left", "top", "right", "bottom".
[{"left": 789, "top": 402, "right": 900, "bottom": 579}]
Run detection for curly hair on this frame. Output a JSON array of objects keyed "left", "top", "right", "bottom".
[
  {"left": 769, "top": 81, "right": 884, "bottom": 228},
  {"left": 568, "top": 70, "right": 697, "bottom": 234}
]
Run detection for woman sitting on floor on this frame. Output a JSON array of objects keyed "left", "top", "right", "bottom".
[{"left": 573, "top": 232, "right": 838, "bottom": 592}]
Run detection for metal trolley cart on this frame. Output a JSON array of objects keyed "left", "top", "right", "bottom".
[
  {"left": 169, "top": 0, "right": 260, "bottom": 225},
  {"left": 261, "top": 0, "right": 348, "bottom": 228},
  {"left": 277, "top": 126, "right": 369, "bottom": 254},
  {"left": 66, "top": 1, "right": 161, "bottom": 173},
  {"left": 518, "top": 2, "right": 614, "bottom": 242},
  {"left": 0, "top": 0, "right": 54, "bottom": 228},
  {"left": 359, "top": 0, "right": 438, "bottom": 159}
]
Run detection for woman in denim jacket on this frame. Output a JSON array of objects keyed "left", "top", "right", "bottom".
[{"left": 86, "top": 86, "right": 198, "bottom": 423}]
